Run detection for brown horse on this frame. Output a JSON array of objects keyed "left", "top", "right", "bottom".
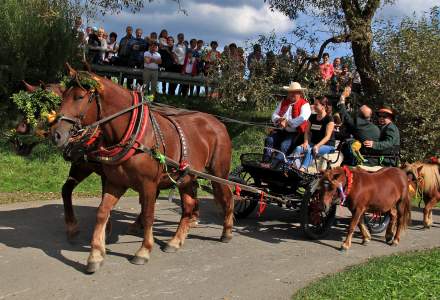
[
  {"left": 51, "top": 66, "right": 234, "bottom": 273},
  {"left": 319, "top": 167, "right": 411, "bottom": 251},
  {"left": 404, "top": 161, "right": 440, "bottom": 228},
  {"left": 19, "top": 81, "right": 106, "bottom": 241}
]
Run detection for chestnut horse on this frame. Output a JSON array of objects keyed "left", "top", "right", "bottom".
[
  {"left": 319, "top": 167, "right": 411, "bottom": 251},
  {"left": 19, "top": 81, "right": 107, "bottom": 241},
  {"left": 404, "top": 162, "right": 440, "bottom": 228},
  {"left": 51, "top": 66, "right": 234, "bottom": 273}
]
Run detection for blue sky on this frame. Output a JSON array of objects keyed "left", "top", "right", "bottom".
[{"left": 87, "top": 0, "right": 439, "bottom": 58}]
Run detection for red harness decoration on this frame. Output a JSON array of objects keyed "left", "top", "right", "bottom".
[
  {"left": 342, "top": 165, "right": 353, "bottom": 195},
  {"left": 90, "top": 92, "right": 149, "bottom": 164},
  {"left": 234, "top": 185, "right": 242, "bottom": 197},
  {"left": 257, "top": 192, "right": 267, "bottom": 216}
]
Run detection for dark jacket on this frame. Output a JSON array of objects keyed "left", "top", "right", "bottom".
[
  {"left": 372, "top": 122, "right": 400, "bottom": 166},
  {"left": 338, "top": 103, "right": 380, "bottom": 143},
  {"left": 127, "top": 37, "right": 148, "bottom": 66}
]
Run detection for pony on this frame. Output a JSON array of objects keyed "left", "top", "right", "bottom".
[
  {"left": 51, "top": 65, "right": 234, "bottom": 273},
  {"left": 404, "top": 161, "right": 440, "bottom": 228},
  {"left": 319, "top": 166, "right": 411, "bottom": 251}
]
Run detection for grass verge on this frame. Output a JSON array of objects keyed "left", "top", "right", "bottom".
[{"left": 293, "top": 248, "right": 440, "bottom": 299}]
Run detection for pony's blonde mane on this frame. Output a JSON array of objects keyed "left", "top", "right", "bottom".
[{"left": 406, "top": 162, "right": 440, "bottom": 193}]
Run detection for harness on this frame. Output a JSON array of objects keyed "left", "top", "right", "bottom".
[
  {"left": 337, "top": 166, "right": 353, "bottom": 206},
  {"left": 59, "top": 90, "right": 191, "bottom": 185}
]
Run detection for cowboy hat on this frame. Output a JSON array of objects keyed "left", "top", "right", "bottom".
[{"left": 282, "top": 82, "right": 307, "bottom": 93}]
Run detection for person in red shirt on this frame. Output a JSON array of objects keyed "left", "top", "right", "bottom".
[
  {"left": 262, "top": 82, "right": 311, "bottom": 168},
  {"left": 319, "top": 53, "right": 334, "bottom": 82}
]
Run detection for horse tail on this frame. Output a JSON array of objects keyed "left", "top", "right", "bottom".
[{"left": 400, "top": 184, "right": 412, "bottom": 230}]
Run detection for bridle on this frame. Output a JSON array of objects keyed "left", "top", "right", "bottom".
[{"left": 56, "top": 88, "right": 101, "bottom": 139}]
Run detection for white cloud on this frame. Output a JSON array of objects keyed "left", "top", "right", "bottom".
[
  {"left": 378, "top": 0, "right": 440, "bottom": 18},
  {"left": 94, "top": 1, "right": 293, "bottom": 47}
]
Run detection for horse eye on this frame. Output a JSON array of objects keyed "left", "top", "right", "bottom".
[{"left": 74, "top": 95, "right": 84, "bottom": 101}]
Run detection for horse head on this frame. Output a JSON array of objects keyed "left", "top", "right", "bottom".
[
  {"left": 13, "top": 81, "right": 64, "bottom": 156},
  {"left": 319, "top": 167, "right": 347, "bottom": 212},
  {"left": 52, "top": 63, "right": 130, "bottom": 150},
  {"left": 402, "top": 163, "right": 424, "bottom": 197}
]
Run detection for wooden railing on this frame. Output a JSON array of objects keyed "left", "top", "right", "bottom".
[{"left": 91, "top": 64, "right": 211, "bottom": 86}]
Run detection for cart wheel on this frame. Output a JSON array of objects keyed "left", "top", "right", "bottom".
[
  {"left": 229, "top": 166, "right": 259, "bottom": 219},
  {"left": 364, "top": 212, "right": 390, "bottom": 234},
  {"left": 301, "top": 179, "right": 336, "bottom": 240}
]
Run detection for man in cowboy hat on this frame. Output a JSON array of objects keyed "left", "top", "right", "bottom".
[
  {"left": 363, "top": 106, "right": 400, "bottom": 166},
  {"left": 262, "top": 82, "right": 311, "bottom": 168}
]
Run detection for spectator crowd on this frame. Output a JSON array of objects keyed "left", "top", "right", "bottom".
[{"left": 73, "top": 17, "right": 360, "bottom": 97}]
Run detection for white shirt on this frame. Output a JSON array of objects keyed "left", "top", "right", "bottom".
[
  {"left": 185, "top": 57, "right": 195, "bottom": 74},
  {"left": 271, "top": 101, "right": 311, "bottom": 132},
  {"left": 173, "top": 43, "right": 187, "bottom": 65},
  {"left": 144, "top": 51, "right": 161, "bottom": 70}
]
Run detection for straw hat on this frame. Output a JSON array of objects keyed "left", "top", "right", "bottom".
[
  {"left": 282, "top": 82, "right": 307, "bottom": 93},
  {"left": 377, "top": 107, "right": 394, "bottom": 116}
]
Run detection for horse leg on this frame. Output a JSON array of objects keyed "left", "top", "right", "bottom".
[
  {"left": 164, "top": 183, "right": 197, "bottom": 253},
  {"left": 127, "top": 197, "right": 145, "bottom": 235},
  {"left": 341, "top": 208, "right": 364, "bottom": 251},
  {"left": 190, "top": 185, "right": 200, "bottom": 228},
  {"left": 385, "top": 207, "right": 397, "bottom": 244},
  {"left": 212, "top": 181, "right": 234, "bottom": 243},
  {"left": 86, "top": 184, "right": 126, "bottom": 273},
  {"left": 425, "top": 196, "right": 438, "bottom": 228},
  {"left": 62, "top": 163, "right": 94, "bottom": 240},
  {"left": 358, "top": 217, "right": 371, "bottom": 245},
  {"left": 131, "top": 184, "right": 158, "bottom": 265}
]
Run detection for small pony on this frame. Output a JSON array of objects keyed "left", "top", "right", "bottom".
[
  {"left": 319, "top": 167, "right": 411, "bottom": 251},
  {"left": 404, "top": 160, "right": 440, "bottom": 228}
]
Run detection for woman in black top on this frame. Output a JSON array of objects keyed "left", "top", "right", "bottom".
[{"left": 293, "top": 96, "right": 335, "bottom": 171}]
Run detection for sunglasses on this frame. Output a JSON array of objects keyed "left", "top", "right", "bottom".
[{"left": 377, "top": 113, "right": 389, "bottom": 118}]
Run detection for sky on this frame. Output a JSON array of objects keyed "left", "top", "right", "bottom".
[{"left": 88, "top": 0, "right": 440, "bottom": 58}]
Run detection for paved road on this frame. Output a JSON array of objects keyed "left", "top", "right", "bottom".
[{"left": 0, "top": 197, "right": 439, "bottom": 300}]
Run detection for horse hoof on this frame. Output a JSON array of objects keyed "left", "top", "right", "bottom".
[
  {"left": 131, "top": 256, "right": 149, "bottom": 265},
  {"left": 162, "top": 244, "right": 179, "bottom": 253},
  {"left": 391, "top": 241, "right": 399, "bottom": 247},
  {"left": 220, "top": 235, "right": 232, "bottom": 243},
  {"left": 362, "top": 239, "right": 370, "bottom": 246},
  {"left": 385, "top": 236, "right": 393, "bottom": 243},
  {"left": 339, "top": 246, "right": 348, "bottom": 253},
  {"left": 85, "top": 261, "right": 103, "bottom": 274}
]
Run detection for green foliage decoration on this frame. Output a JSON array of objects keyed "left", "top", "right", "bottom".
[
  {"left": 60, "top": 72, "right": 100, "bottom": 91},
  {"left": 11, "top": 88, "right": 61, "bottom": 128}
]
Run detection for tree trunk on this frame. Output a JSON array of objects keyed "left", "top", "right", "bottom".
[{"left": 351, "top": 28, "right": 382, "bottom": 105}]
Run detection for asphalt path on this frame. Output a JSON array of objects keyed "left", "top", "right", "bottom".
[{"left": 0, "top": 196, "right": 439, "bottom": 300}]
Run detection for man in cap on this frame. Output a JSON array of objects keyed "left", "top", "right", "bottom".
[
  {"left": 364, "top": 107, "right": 400, "bottom": 166},
  {"left": 262, "top": 82, "right": 311, "bottom": 168}
]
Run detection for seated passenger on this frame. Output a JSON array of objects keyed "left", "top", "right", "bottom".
[
  {"left": 261, "top": 82, "right": 311, "bottom": 168},
  {"left": 293, "top": 96, "right": 336, "bottom": 171},
  {"left": 363, "top": 107, "right": 400, "bottom": 166},
  {"left": 337, "top": 87, "right": 380, "bottom": 165}
]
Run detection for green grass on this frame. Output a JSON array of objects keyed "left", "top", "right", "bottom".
[
  {"left": 0, "top": 96, "right": 270, "bottom": 203},
  {"left": 293, "top": 248, "right": 440, "bottom": 299}
]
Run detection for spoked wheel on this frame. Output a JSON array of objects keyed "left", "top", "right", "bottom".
[
  {"left": 301, "top": 179, "right": 336, "bottom": 239},
  {"left": 229, "top": 166, "right": 259, "bottom": 219},
  {"left": 364, "top": 212, "right": 390, "bottom": 234}
]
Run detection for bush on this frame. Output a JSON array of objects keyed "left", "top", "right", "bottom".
[{"left": 0, "top": 0, "right": 79, "bottom": 126}]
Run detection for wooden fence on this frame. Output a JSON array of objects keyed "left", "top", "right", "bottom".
[{"left": 91, "top": 64, "right": 211, "bottom": 86}]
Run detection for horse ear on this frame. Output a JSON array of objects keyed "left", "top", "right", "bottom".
[
  {"left": 22, "top": 80, "right": 38, "bottom": 92},
  {"left": 82, "top": 60, "right": 92, "bottom": 73},
  {"left": 38, "top": 80, "right": 47, "bottom": 89},
  {"left": 65, "top": 62, "right": 77, "bottom": 77}
]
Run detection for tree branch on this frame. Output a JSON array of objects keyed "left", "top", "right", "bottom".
[
  {"left": 317, "top": 33, "right": 351, "bottom": 61},
  {"left": 362, "top": 0, "right": 381, "bottom": 19}
]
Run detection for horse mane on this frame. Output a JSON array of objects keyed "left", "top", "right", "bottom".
[{"left": 407, "top": 162, "right": 440, "bottom": 193}]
